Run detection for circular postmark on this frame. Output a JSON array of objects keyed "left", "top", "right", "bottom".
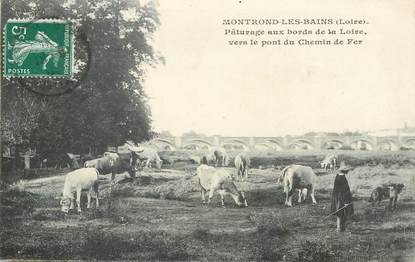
[{"left": 3, "top": 17, "right": 91, "bottom": 96}]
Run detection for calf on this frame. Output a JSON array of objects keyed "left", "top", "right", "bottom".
[
  {"left": 369, "top": 184, "right": 404, "bottom": 210},
  {"left": 197, "top": 164, "right": 248, "bottom": 208},
  {"left": 60, "top": 168, "right": 99, "bottom": 213}
]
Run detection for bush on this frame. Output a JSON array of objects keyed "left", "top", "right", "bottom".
[
  {"left": 153, "top": 178, "right": 199, "bottom": 200},
  {"left": 256, "top": 223, "right": 289, "bottom": 237},
  {"left": 22, "top": 169, "right": 40, "bottom": 180},
  {"left": 192, "top": 227, "right": 212, "bottom": 241},
  {"left": 0, "top": 188, "right": 38, "bottom": 218},
  {"left": 76, "top": 229, "right": 191, "bottom": 260},
  {"left": 109, "top": 184, "right": 136, "bottom": 198},
  {"left": 100, "top": 197, "right": 132, "bottom": 223},
  {"left": 383, "top": 236, "right": 411, "bottom": 250},
  {"left": 81, "top": 231, "right": 133, "bottom": 259},
  {"left": 255, "top": 243, "right": 283, "bottom": 261},
  {"left": 31, "top": 209, "right": 63, "bottom": 221},
  {"left": 297, "top": 240, "right": 338, "bottom": 262}
]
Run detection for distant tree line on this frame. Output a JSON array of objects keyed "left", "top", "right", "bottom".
[{"left": 303, "top": 131, "right": 363, "bottom": 137}]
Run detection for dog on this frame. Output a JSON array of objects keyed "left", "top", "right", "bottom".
[{"left": 369, "top": 184, "right": 404, "bottom": 210}]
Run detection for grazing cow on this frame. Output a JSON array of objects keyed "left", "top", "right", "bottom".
[
  {"left": 213, "top": 148, "right": 229, "bottom": 167},
  {"left": 369, "top": 184, "right": 404, "bottom": 210},
  {"left": 201, "top": 153, "right": 215, "bottom": 165},
  {"left": 60, "top": 168, "right": 99, "bottom": 213},
  {"left": 320, "top": 153, "right": 337, "bottom": 171},
  {"left": 235, "top": 153, "right": 250, "bottom": 181},
  {"left": 134, "top": 147, "right": 163, "bottom": 169},
  {"left": 197, "top": 164, "right": 248, "bottom": 208},
  {"left": 84, "top": 152, "right": 136, "bottom": 180},
  {"left": 278, "top": 165, "right": 317, "bottom": 207}
]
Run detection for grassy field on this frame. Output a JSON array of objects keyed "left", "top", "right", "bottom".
[{"left": 1, "top": 150, "right": 415, "bottom": 261}]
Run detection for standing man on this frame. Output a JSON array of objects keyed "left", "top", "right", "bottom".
[{"left": 330, "top": 162, "right": 354, "bottom": 232}]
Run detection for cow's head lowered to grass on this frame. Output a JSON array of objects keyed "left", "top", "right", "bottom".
[
  {"left": 236, "top": 191, "right": 248, "bottom": 207},
  {"left": 197, "top": 165, "right": 248, "bottom": 208},
  {"left": 223, "top": 180, "right": 248, "bottom": 207},
  {"left": 60, "top": 168, "right": 100, "bottom": 214},
  {"left": 224, "top": 189, "right": 248, "bottom": 207},
  {"left": 60, "top": 196, "right": 72, "bottom": 213}
]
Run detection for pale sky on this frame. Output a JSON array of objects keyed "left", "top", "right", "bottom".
[{"left": 145, "top": 0, "right": 415, "bottom": 136}]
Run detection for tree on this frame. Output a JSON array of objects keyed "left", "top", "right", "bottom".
[
  {"left": 159, "top": 130, "right": 174, "bottom": 137},
  {"left": 1, "top": 85, "right": 46, "bottom": 174},
  {"left": 182, "top": 131, "right": 207, "bottom": 137},
  {"left": 1, "top": 0, "right": 162, "bottom": 162}
]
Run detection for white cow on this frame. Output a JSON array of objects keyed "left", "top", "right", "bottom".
[
  {"left": 213, "top": 148, "right": 229, "bottom": 167},
  {"left": 60, "top": 168, "right": 99, "bottom": 213},
  {"left": 135, "top": 147, "right": 162, "bottom": 169},
  {"left": 320, "top": 153, "right": 337, "bottom": 171},
  {"left": 277, "top": 165, "right": 317, "bottom": 207},
  {"left": 235, "top": 152, "right": 250, "bottom": 181},
  {"left": 197, "top": 164, "right": 248, "bottom": 208},
  {"left": 84, "top": 152, "right": 118, "bottom": 168}
]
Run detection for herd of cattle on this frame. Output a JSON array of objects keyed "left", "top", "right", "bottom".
[
  {"left": 59, "top": 147, "right": 405, "bottom": 214},
  {"left": 60, "top": 145, "right": 163, "bottom": 213}
]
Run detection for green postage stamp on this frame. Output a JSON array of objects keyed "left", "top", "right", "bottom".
[{"left": 3, "top": 19, "right": 73, "bottom": 78}]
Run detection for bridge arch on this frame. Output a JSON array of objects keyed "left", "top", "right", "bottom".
[
  {"left": 321, "top": 139, "right": 344, "bottom": 150},
  {"left": 350, "top": 139, "right": 373, "bottom": 151},
  {"left": 377, "top": 139, "right": 399, "bottom": 151},
  {"left": 288, "top": 139, "right": 314, "bottom": 150},
  {"left": 262, "top": 139, "right": 284, "bottom": 150},
  {"left": 253, "top": 142, "right": 275, "bottom": 151},
  {"left": 182, "top": 139, "right": 212, "bottom": 150},
  {"left": 220, "top": 139, "right": 249, "bottom": 151},
  {"left": 149, "top": 139, "right": 176, "bottom": 151},
  {"left": 402, "top": 138, "right": 415, "bottom": 149}
]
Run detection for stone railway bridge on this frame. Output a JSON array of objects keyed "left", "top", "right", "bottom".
[{"left": 147, "top": 135, "right": 415, "bottom": 151}]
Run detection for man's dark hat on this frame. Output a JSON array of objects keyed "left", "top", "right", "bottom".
[{"left": 338, "top": 161, "right": 352, "bottom": 172}]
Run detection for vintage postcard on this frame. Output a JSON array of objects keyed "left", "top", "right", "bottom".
[{"left": 1, "top": 0, "right": 414, "bottom": 261}]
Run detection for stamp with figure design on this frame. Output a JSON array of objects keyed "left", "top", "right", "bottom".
[{"left": 3, "top": 19, "right": 73, "bottom": 78}]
